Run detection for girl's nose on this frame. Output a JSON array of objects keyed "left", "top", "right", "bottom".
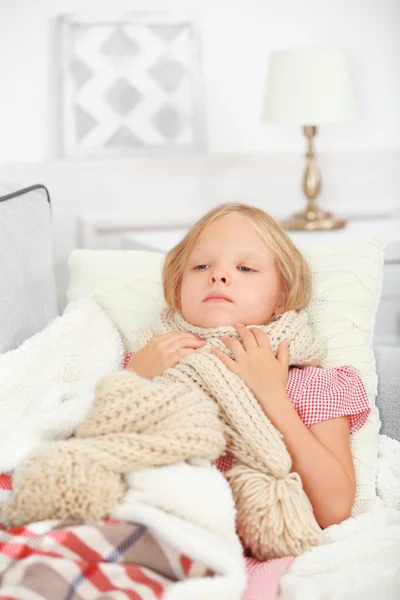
[{"left": 209, "top": 270, "right": 231, "bottom": 285}]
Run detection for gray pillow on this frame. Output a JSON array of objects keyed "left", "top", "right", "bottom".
[{"left": 0, "top": 183, "right": 59, "bottom": 352}]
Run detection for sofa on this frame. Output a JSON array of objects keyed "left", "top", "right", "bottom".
[{"left": 1, "top": 184, "right": 400, "bottom": 600}]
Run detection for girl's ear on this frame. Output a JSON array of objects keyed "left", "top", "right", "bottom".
[
  {"left": 176, "top": 282, "right": 182, "bottom": 311},
  {"left": 274, "top": 291, "right": 286, "bottom": 317}
]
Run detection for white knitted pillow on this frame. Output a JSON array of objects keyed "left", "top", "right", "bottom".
[
  {"left": 67, "top": 238, "right": 385, "bottom": 513},
  {"left": 68, "top": 250, "right": 167, "bottom": 353},
  {"left": 298, "top": 238, "right": 385, "bottom": 514}
]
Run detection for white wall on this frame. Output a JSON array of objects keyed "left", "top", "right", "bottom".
[{"left": 1, "top": 0, "right": 400, "bottom": 160}]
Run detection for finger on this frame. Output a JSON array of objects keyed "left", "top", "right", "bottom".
[
  {"left": 249, "top": 328, "right": 273, "bottom": 352},
  {"left": 235, "top": 324, "right": 258, "bottom": 351},
  {"left": 276, "top": 341, "right": 290, "bottom": 371},
  {"left": 221, "top": 335, "right": 245, "bottom": 359},
  {"left": 162, "top": 334, "right": 206, "bottom": 349},
  {"left": 177, "top": 348, "right": 199, "bottom": 359},
  {"left": 156, "top": 332, "right": 204, "bottom": 346},
  {"left": 165, "top": 338, "right": 206, "bottom": 354},
  {"left": 210, "top": 346, "right": 239, "bottom": 373},
  {"left": 175, "top": 331, "right": 205, "bottom": 340},
  {"left": 168, "top": 348, "right": 198, "bottom": 368}
]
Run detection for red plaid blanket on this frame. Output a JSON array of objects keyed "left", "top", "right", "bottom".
[
  {"left": 0, "top": 504, "right": 212, "bottom": 599},
  {"left": 0, "top": 474, "right": 293, "bottom": 600}
]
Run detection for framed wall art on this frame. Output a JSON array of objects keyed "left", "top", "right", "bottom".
[{"left": 58, "top": 13, "right": 205, "bottom": 157}]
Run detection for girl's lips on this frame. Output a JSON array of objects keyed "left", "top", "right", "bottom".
[{"left": 204, "top": 298, "right": 232, "bottom": 303}]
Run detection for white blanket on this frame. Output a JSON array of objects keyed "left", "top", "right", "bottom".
[
  {"left": 0, "top": 299, "right": 124, "bottom": 430},
  {"left": 278, "top": 505, "right": 400, "bottom": 600},
  {"left": 278, "top": 434, "right": 400, "bottom": 599}
]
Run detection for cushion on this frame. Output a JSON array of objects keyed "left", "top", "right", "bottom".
[
  {"left": 298, "top": 238, "right": 384, "bottom": 514},
  {"left": 67, "top": 237, "right": 385, "bottom": 514},
  {"left": 0, "top": 183, "right": 59, "bottom": 352},
  {"left": 0, "top": 298, "right": 124, "bottom": 431},
  {"left": 68, "top": 250, "right": 166, "bottom": 352}
]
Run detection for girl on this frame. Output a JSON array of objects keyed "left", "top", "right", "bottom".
[{"left": 125, "top": 203, "right": 370, "bottom": 531}]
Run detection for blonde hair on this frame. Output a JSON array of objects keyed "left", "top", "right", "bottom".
[{"left": 162, "top": 203, "right": 312, "bottom": 314}]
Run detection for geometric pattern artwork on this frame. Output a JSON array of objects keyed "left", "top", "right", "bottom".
[{"left": 59, "top": 14, "right": 205, "bottom": 157}]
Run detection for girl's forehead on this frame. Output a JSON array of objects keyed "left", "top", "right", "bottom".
[
  {"left": 191, "top": 244, "right": 266, "bottom": 258},
  {"left": 191, "top": 227, "right": 271, "bottom": 257}
]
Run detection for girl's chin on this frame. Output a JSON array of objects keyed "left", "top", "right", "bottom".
[
  {"left": 193, "top": 313, "right": 238, "bottom": 328},
  {"left": 182, "top": 305, "right": 239, "bottom": 328}
]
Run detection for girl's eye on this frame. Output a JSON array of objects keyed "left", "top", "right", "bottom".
[
  {"left": 238, "top": 266, "right": 253, "bottom": 272},
  {"left": 193, "top": 264, "right": 254, "bottom": 272}
]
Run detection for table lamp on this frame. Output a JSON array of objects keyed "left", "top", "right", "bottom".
[{"left": 263, "top": 47, "right": 358, "bottom": 230}]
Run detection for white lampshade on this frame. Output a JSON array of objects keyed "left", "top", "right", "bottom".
[{"left": 263, "top": 47, "right": 357, "bottom": 125}]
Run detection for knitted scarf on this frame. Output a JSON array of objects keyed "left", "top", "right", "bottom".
[
  {"left": 5, "top": 371, "right": 226, "bottom": 529},
  {"left": 136, "top": 308, "right": 323, "bottom": 558},
  {"left": 6, "top": 308, "right": 323, "bottom": 560}
]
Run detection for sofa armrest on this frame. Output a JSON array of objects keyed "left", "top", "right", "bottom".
[{"left": 374, "top": 345, "right": 400, "bottom": 442}]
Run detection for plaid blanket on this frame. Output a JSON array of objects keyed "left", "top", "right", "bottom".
[
  {"left": 0, "top": 473, "right": 293, "bottom": 600},
  {"left": 0, "top": 517, "right": 213, "bottom": 600}
]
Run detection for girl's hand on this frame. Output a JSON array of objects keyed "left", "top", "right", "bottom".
[
  {"left": 211, "top": 324, "right": 289, "bottom": 403},
  {"left": 125, "top": 332, "right": 206, "bottom": 379}
]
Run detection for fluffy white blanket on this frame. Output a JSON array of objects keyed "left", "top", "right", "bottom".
[
  {"left": 278, "top": 505, "right": 400, "bottom": 599},
  {"left": 0, "top": 299, "right": 124, "bottom": 430},
  {"left": 278, "top": 434, "right": 400, "bottom": 599}
]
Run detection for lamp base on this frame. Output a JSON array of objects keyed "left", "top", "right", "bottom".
[{"left": 281, "top": 208, "right": 346, "bottom": 231}]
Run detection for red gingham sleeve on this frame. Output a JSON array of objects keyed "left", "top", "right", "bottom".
[
  {"left": 288, "top": 366, "right": 371, "bottom": 434},
  {"left": 122, "top": 352, "right": 135, "bottom": 369}
]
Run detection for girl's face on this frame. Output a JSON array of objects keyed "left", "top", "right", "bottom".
[{"left": 180, "top": 214, "right": 285, "bottom": 328}]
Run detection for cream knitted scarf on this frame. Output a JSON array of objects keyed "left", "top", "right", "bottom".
[
  {"left": 6, "top": 308, "right": 323, "bottom": 560},
  {"left": 6, "top": 370, "right": 226, "bottom": 527},
  {"left": 137, "top": 308, "right": 323, "bottom": 558}
]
